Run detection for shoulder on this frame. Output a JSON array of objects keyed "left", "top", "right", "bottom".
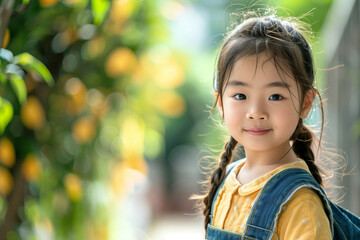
[
  {"left": 276, "top": 187, "right": 332, "bottom": 239},
  {"left": 279, "top": 187, "right": 327, "bottom": 218},
  {"left": 286, "top": 187, "right": 323, "bottom": 205}
]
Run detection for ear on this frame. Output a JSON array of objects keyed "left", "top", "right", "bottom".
[
  {"left": 214, "top": 90, "right": 224, "bottom": 118},
  {"left": 300, "top": 89, "right": 316, "bottom": 119}
]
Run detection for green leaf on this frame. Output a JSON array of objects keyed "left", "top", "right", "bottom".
[
  {"left": 9, "top": 73, "right": 27, "bottom": 104},
  {"left": 13, "top": 53, "right": 54, "bottom": 86},
  {"left": 0, "top": 70, "right": 7, "bottom": 84},
  {"left": 22, "top": 0, "right": 30, "bottom": 4},
  {"left": 0, "top": 97, "right": 14, "bottom": 134},
  {"left": 91, "top": 0, "right": 110, "bottom": 25},
  {"left": 0, "top": 49, "right": 14, "bottom": 62}
]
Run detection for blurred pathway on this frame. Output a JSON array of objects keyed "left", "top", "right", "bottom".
[{"left": 149, "top": 213, "right": 204, "bottom": 240}]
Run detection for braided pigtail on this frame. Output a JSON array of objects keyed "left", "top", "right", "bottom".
[
  {"left": 203, "top": 136, "right": 237, "bottom": 230},
  {"left": 292, "top": 120, "right": 323, "bottom": 185}
]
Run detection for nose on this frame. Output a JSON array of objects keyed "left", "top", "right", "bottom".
[{"left": 246, "top": 106, "right": 268, "bottom": 121}]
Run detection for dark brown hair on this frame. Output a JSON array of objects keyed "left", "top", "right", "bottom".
[{"left": 202, "top": 15, "right": 325, "bottom": 231}]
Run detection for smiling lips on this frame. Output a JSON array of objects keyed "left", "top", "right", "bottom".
[{"left": 244, "top": 128, "right": 271, "bottom": 136}]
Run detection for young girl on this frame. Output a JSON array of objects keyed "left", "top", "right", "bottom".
[{"left": 202, "top": 15, "right": 332, "bottom": 239}]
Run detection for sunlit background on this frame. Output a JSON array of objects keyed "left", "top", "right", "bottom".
[{"left": 0, "top": 0, "right": 359, "bottom": 239}]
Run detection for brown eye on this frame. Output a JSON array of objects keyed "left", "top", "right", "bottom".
[
  {"left": 234, "top": 94, "right": 246, "bottom": 100},
  {"left": 269, "top": 94, "right": 283, "bottom": 100}
]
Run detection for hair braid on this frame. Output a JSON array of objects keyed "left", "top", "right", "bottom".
[
  {"left": 203, "top": 136, "right": 237, "bottom": 230},
  {"left": 292, "top": 120, "right": 322, "bottom": 185}
]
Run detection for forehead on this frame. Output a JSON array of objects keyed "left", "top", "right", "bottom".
[{"left": 228, "top": 53, "right": 296, "bottom": 87}]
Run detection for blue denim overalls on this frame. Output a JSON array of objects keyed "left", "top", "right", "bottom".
[{"left": 206, "top": 160, "right": 335, "bottom": 240}]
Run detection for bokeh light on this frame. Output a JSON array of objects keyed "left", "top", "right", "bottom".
[{"left": 1, "top": 0, "right": 357, "bottom": 239}]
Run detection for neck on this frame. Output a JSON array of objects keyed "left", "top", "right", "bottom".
[{"left": 244, "top": 143, "right": 298, "bottom": 168}]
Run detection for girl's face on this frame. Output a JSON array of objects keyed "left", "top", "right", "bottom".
[{"left": 218, "top": 53, "right": 311, "bottom": 153}]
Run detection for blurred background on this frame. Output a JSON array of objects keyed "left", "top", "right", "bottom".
[{"left": 0, "top": 0, "right": 359, "bottom": 239}]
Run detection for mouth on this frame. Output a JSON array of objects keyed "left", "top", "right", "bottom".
[{"left": 244, "top": 128, "right": 271, "bottom": 136}]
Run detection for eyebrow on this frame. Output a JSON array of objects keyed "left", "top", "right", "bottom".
[{"left": 227, "top": 80, "right": 291, "bottom": 88}]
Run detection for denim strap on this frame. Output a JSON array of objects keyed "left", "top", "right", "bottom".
[
  {"left": 210, "top": 159, "right": 244, "bottom": 224},
  {"left": 243, "top": 168, "right": 334, "bottom": 240}
]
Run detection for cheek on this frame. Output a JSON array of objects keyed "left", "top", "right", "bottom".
[
  {"left": 274, "top": 107, "right": 300, "bottom": 134},
  {"left": 223, "top": 102, "right": 245, "bottom": 126}
]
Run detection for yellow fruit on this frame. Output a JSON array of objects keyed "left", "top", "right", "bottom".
[
  {"left": 123, "top": 153, "right": 148, "bottom": 175},
  {"left": 2, "top": 29, "right": 10, "bottom": 48},
  {"left": 21, "top": 96, "right": 46, "bottom": 130},
  {"left": 154, "top": 60, "right": 184, "bottom": 88},
  {"left": 72, "top": 117, "right": 96, "bottom": 144},
  {"left": 21, "top": 154, "right": 41, "bottom": 182},
  {"left": 0, "top": 167, "right": 13, "bottom": 196},
  {"left": 110, "top": 0, "right": 137, "bottom": 23},
  {"left": 0, "top": 138, "right": 15, "bottom": 167},
  {"left": 131, "top": 52, "right": 155, "bottom": 84},
  {"left": 64, "top": 173, "right": 82, "bottom": 201},
  {"left": 119, "top": 115, "right": 148, "bottom": 174},
  {"left": 111, "top": 158, "right": 147, "bottom": 196},
  {"left": 65, "top": 78, "right": 87, "bottom": 115},
  {"left": 86, "top": 221, "right": 109, "bottom": 240},
  {"left": 39, "top": 0, "right": 59, "bottom": 7},
  {"left": 121, "top": 115, "right": 144, "bottom": 151},
  {"left": 111, "top": 162, "right": 125, "bottom": 195},
  {"left": 105, "top": 48, "right": 137, "bottom": 77},
  {"left": 154, "top": 91, "right": 186, "bottom": 117}
]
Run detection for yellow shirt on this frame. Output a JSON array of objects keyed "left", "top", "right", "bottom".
[{"left": 212, "top": 160, "right": 332, "bottom": 239}]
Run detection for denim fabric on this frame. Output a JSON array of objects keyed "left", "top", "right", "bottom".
[
  {"left": 207, "top": 163, "right": 360, "bottom": 240},
  {"left": 252, "top": 168, "right": 360, "bottom": 240},
  {"left": 331, "top": 203, "right": 360, "bottom": 239},
  {"left": 243, "top": 168, "right": 333, "bottom": 240},
  {"left": 207, "top": 224, "right": 244, "bottom": 240}
]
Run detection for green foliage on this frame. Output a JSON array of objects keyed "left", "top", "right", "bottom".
[
  {"left": 0, "top": 0, "right": 188, "bottom": 238},
  {"left": 272, "top": 0, "right": 333, "bottom": 33},
  {"left": 0, "top": 48, "right": 53, "bottom": 133},
  {"left": 13, "top": 53, "right": 54, "bottom": 86},
  {"left": 8, "top": 73, "right": 27, "bottom": 104},
  {"left": 91, "top": 0, "right": 110, "bottom": 25},
  {"left": 0, "top": 97, "right": 13, "bottom": 134}
]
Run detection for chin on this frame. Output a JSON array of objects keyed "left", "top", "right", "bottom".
[{"left": 241, "top": 144, "right": 274, "bottom": 152}]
